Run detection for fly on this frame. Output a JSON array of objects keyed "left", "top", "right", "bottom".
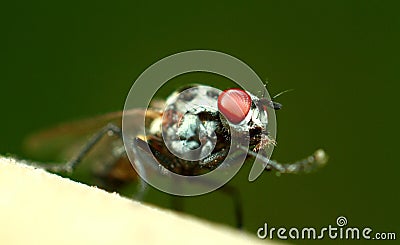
[{"left": 23, "top": 84, "right": 328, "bottom": 228}]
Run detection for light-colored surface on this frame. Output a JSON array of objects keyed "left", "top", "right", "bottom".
[{"left": 0, "top": 156, "right": 275, "bottom": 245}]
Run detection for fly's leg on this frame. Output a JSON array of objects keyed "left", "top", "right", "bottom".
[
  {"left": 219, "top": 185, "right": 243, "bottom": 228},
  {"left": 45, "top": 123, "right": 123, "bottom": 173},
  {"left": 200, "top": 150, "right": 228, "bottom": 169},
  {"left": 134, "top": 138, "right": 245, "bottom": 228},
  {"left": 190, "top": 150, "right": 245, "bottom": 228},
  {"left": 191, "top": 149, "right": 246, "bottom": 228},
  {"left": 170, "top": 196, "right": 184, "bottom": 212},
  {"left": 27, "top": 123, "right": 148, "bottom": 199},
  {"left": 242, "top": 146, "right": 328, "bottom": 174},
  {"left": 169, "top": 185, "right": 243, "bottom": 229}
]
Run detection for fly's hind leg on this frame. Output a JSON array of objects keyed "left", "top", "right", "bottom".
[
  {"left": 29, "top": 123, "right": 148, "bottom": 200},
  {"left": 43, "top": 123, "right": 123, "bottom": 173}
]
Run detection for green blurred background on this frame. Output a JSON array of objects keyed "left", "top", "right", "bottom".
[{"left": 1, "top": 1, "right": 399, "bottom": 243}]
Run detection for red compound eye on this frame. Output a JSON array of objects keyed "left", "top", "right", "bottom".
[{"left": 218, "top": 88, "right": 252, "bottom": 124}]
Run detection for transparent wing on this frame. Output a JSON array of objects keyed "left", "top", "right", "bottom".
[{"left": 23, "top": 111, "right": 125, "bottom": 162}]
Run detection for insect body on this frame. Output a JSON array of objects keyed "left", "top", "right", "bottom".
[{"left": 139, "top": 85, "right": 279, "bottom": 176}]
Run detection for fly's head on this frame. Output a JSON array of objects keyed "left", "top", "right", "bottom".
[{"left": 217, "top": 88, "right": 278, "bottom": 152}]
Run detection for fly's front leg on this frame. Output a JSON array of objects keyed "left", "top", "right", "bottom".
[{"left": 242, "top": 146, "right": 328, "bottom": 174}]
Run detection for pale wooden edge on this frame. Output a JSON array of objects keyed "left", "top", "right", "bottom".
[{"left": 0, "top": 156, "right": 282, "bottom": 245}]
